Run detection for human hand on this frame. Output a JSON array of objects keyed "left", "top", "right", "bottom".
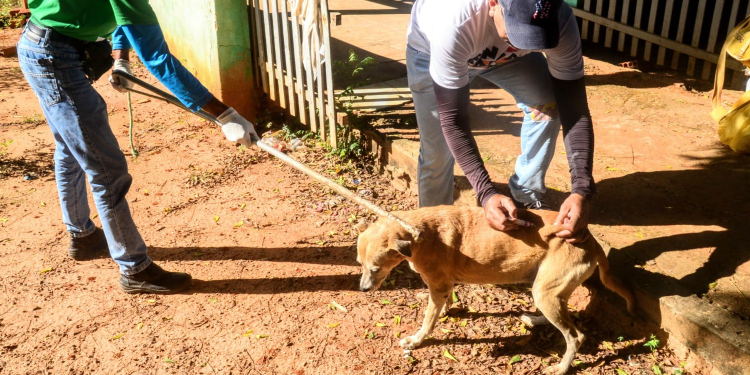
[
  {"left": 554, "top": 193, "right": 590, "bottom": 243},
  {"left": 217, "top": 107, "right": 259, "bottom": 147},
  {"left": 108, "top": 59, "right": 134, "bottom": 93},
  {"left": 484, "top": 194, "right": 520, "bottom": 231}
]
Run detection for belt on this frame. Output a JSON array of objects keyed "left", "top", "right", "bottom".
[{"left": 26, "top": 21, "right": 86, "bottom": 51}]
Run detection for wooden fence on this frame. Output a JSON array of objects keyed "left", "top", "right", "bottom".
[
  {"left": 572, "top": 0, "right": 750, "bottom": 88},
  {"left": 248, "top": 0, "right": 339, "bottom": 147}
]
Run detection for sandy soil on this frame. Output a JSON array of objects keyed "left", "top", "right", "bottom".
[{"left": 0, "top": 53, "right": 701, "bottom": 375}]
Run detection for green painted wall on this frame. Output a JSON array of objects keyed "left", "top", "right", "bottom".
[{"left": 150, "top": 0, "right": 256, "bottom": 118}]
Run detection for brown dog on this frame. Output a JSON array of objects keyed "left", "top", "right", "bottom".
[{"left": 356, "top": 205, "right": 635, "bottom": 375}]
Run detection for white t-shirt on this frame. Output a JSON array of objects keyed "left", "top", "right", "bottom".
[{"left": 407, "top": 0, "right": 584, "bottom": 89}]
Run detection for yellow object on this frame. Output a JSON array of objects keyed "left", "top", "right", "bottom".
[{"left": 711, "top": 16, "right": 750, "bottom": 153}]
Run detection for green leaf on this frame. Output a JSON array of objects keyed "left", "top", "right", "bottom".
[
  {"left": 451, "top": 291, "right": 459, "bottom": 303},
  {"left": 616, "top": 369, "right": 629, "bottom": 375},
  {"left": 708, "top": 282, "right": 718, "bottom": 290},
  {"left": 209, "top": 298, "right": 217, "bottom": 303},
  {"left": 380, "top": 299, "right": 392, "bottom": 305},
  {"left": 652, "top": 364, "right": 663, "bottom": 375},
  {"left": 164, "top": 358, "right": 176, "bottom": 364},
  {"left": 443, "top": 349, "right": 458, "bottom": 362},
  {"left": 256, "top": 334, "right": 268, "bottom": 339},
  {"left": 509, "top": 355, "right": 521, "bottom": 365},
  {"left": 39, "top": 267, "right": 52, "bottom": 274},
  {"left": 111, "top": 332, "right": 126, "bottom": 340},
  {"left": 394, "top": 315, "right": 401, "bottom": 326},
  {"left": 375, "top": 322, "right": 387, "bottom": 327},
  {"left": 243, "top": 330, "right": 254, "bottom": 337}
]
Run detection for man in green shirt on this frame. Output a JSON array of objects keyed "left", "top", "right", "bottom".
[{"left": 19, "top": 0, "right": 258, "bottom": 293}]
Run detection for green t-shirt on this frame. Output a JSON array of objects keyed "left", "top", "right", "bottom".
[{"left": 29, "top": 0, "right": 158, "bottom": 41}]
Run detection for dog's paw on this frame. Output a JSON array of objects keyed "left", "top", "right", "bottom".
[
  {"left": 543, "top": 364, "right": 567, "bottom": 375},
  {"left": 399, "top": 335, "right": 422, "bottom": 350}
]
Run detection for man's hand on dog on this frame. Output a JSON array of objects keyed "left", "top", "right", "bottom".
[
  {"left": 484, "top": 194, "right": 520, "bottom": 231},
  {"left": 554, "top": 193, "right": 590, "bottom": 243}
]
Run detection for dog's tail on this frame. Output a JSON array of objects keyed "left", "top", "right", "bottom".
[{"left": 593, "top": 240, "right": 636, "bottom": 315}]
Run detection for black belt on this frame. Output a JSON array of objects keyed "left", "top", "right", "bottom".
[{"left": 26, "top": 21, "right": 86, "bottom": 51}]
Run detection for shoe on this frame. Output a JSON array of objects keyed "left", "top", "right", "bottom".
[
  {"left": 119, "top": 262, "right": 192, "bottom": 294},
  {"left": 68, "top": 227, "right": 110, "bottom": 261},
  {"left": 513, "top": 199, "right": 552, "bottom": 211}
]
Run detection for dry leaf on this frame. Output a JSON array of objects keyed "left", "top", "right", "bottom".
[
  {"left": 329, "top": 300, "right": 347, "bottom": 312},
  {"left": 443, "top": 349, "right": 458, "bottom": 362}
]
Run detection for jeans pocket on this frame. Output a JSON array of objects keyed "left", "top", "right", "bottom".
[{"left": 19, "top": 55, "right": 64, "bottom": 107}]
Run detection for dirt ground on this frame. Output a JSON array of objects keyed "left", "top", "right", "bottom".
[{"left": 0, "top": 45, "right": 699, "bottom": 375}]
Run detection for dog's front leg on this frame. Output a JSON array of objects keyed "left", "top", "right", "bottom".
[{"left": 400, "top": 286, "right": 450, "bottom": 350}]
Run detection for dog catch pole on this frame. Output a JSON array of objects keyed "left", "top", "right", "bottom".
[{"left": 112, "top": 72, "right": 423, "bottom": 242}]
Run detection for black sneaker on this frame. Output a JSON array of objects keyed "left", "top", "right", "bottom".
[
  {"left": 523, "top": 200, "right": 551, "bottom": 210},
  {"left": 68, "top": 227, "right": 110, "bottom": 261},
  {"left": 119, "top": 262, "right": 192, "bottom": 294}
]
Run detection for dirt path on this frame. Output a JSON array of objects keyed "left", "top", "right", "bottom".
[{"left": 1, "top": 57, "right": 686, "bottom": 375}]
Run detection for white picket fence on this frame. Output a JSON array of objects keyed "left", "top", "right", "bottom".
[
  {"left": 574, "top": 0, "right": 749, "bottom": 88},
  {"left": 248, "top": 0, "right": 339, "bottom": 147}
]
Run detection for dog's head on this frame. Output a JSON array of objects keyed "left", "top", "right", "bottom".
[{"left": 355, "top": 220, "right": 413, "bottom": 292}]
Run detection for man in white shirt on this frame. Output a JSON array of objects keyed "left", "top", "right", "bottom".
[{"left": 407, "top": 0, "right": 594, "bottom": 242}]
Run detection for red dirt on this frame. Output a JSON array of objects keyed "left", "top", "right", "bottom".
[{"left": 0, "top": 56, "right": 693, "bottom": 375}]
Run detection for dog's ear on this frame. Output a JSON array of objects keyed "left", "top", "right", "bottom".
[
  {"left": 355, "top": 219, "right": 369, "bottom": 233},
  {"left": 392, "top": 239, "right": 412, "bottom": 257}
]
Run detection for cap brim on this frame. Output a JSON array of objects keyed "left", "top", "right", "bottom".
[{"left": 505, "top": 16, "right": 559, "bottom": 50}]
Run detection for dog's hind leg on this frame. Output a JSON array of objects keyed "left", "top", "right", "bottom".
[
  {"left": 400, "top": 284, "right": 451, "bottom": 350},
  {"left": 520, "top": 313, "right": 550, "bottom": 327}
]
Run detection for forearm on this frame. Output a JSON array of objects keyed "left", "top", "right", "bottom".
[
  {"left": 433, "top": 81, "right": 499, "bottom": 207},
  {"left": 551, "top": 76, "right": 595, "bottom": 198},
  {"left": 119, "top": 24, "right": 214, "bottom": 112}
]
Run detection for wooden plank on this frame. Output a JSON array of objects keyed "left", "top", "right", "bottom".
[
  {"left": 630, "top": 0, "right": 644, "bottom": 57},
  {"left": 593, "top": 0, "right": 605, "bottom": 43},
  {"left": 604, "top": 0, "right": 617, "bottom": 48},
  {"left": 261, "top": 0, "right": 277, "bottom": 102},
  {"left": 581, "top": 0, "right": 592, "bottom": 40},
  {"left": 572, "top": 8, "right": 745, "bottom": 71},
  {"left": 314, "top": 29, "right": 326, "bottom": 142},
  {"left": 320, "top": 0, "right": 337, "bottom": 148},
  {"left": 253, "top": 0, "right": 269, "bottom": 94},
  {"left": 280, "top": 0, "right": 296, "bottom": 117},
  {"left": 270, "top": 0, "right": 287, "bottom": 108},
  {"left": 686, "top": 0, "right": 707, "bottom": 76},
  {"left": 701, "top": 0, "right": 725, "bottom": 80},
  {"left": 617, "top": 0, "right": 631, "bottom": 52},
  {"left": 289, "top": 1, "right": 307, "bottom": 126},
  {"left": 301, "top": 23, "right": 318, "bottom": 133},
  {"left": 642, "top": 0, "right": 659, "bottom": 61},
  {"left": 655, "top": 0, "right": 675, "bottom": 66},
  {"left": 670, "top": 0, "right": 691, "bottom": 70}
]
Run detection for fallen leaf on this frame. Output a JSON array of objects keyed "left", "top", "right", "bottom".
[
  {"left": 327, "top": 323, "right": 340, "bottom": 328},
  {"left": 460, "top": 320, "right": 468, "bottom": 327},
  {"left": 162, "top": 317, "right": 172, "bottom": 321},
  {"left": 708, "top": 282, "right": 718, "bottom": 290},
  {"left": 0, "top": 218, "right": 7, "bottom": 222},
  {"left": 240, "top": 203, "right": 246, "bottom": 209},
  {"left": 329, "top": 300, "right": 348, "bottom": 312},
  {"left": 603, "top": 341, "right": 614, "bottom": 350},
  {"left": 40, "top": 202, "right": 45, "bottom": 207},
  {"left": 233, "top": 221, "right": 244, "bottom": 228},
  {"left": 509, "top": 355, "right": 521, "bottom": 365},
  {"left": 256, "top": 334, "right": 268, "bottom": 339},
  {"left": 213, "top": 215, "right": 220, "bottom": 223},
  {"left": 111, "top": 332, "right": 126, "bottom": 340},
  {"left": 468, "top": 306, "right": 477, "bottom": 313},
  {"left": 606, "top": 167, "right": 620, "bottom": 171},
  {"left": 209, "top": 298, "right": 217, "bottom": 303},
  {"left": 395, "top": 331, "right": 401, "bottom": 338},
  {"left": 375, "top": 322, "right": 387, "bottom": 327},
  {"left": 243, "top": 330, "right": 254, "bottom": 337},
  {"left": 380, "top": 299, "right": 392, "bottom": 305},
  {"left": 439, "top": 316, "right": 449, "bottom": 322},
  {"left": 39, "top": 267, "right": 52, "bottom": 274},
  {"left": 615, "top": 369, "right": 629, "bottom": 375},
  {"left": 92, "top": 214, "right": 98, "bottom": 220},
  {"left": 137, "top": 322, "right": 143, "bottom": 330},
  {"left": 164, "top": 358, "right": 176, "bottom": 364},
  {"left": 147, "top": 299, "right": 156, "bottom": 304},
  {"left": 635, "top": 233, "right": 645, "bottom": 238},
  {"left": 443, "top": 349, "right": 458, "bottom": 362},
  {"left": 394, "top": 315, "right": 401, "bottom": 326},
  {"left": 440, "top": 328, "right": 452, "bottom": 333},
  {"left": 452, "top": 291, "right": 459, "bottom": 303},
  {"left": 409, "top": 303, "right": 420, "bottom": 309}
]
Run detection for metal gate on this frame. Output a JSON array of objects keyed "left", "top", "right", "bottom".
[{"left": 249, "top": 0, "right": 340, "bottom": 147}]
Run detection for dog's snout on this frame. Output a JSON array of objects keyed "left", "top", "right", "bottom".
[{"left": 360, "top": 285, "right": 371, "bottom": 292}]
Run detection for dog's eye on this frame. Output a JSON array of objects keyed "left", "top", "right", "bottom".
[{"left": 370, "top": 267, "right": 380, "bottom": 273}]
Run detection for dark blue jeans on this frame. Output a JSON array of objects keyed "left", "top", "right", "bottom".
[{"left": 17, "top": 26, "right": 151, "bottom": 275}]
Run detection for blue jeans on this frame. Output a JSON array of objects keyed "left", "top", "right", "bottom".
[
  {"left": 407, "top": 45, "right": 561, "bottom": 207},
  {"left": 17, "top": 26, "right": 152, "bottom": 275}
]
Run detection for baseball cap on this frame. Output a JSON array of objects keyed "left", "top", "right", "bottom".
[{"left": 497, "top": 0, "right": 562, "bottom": 50}]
